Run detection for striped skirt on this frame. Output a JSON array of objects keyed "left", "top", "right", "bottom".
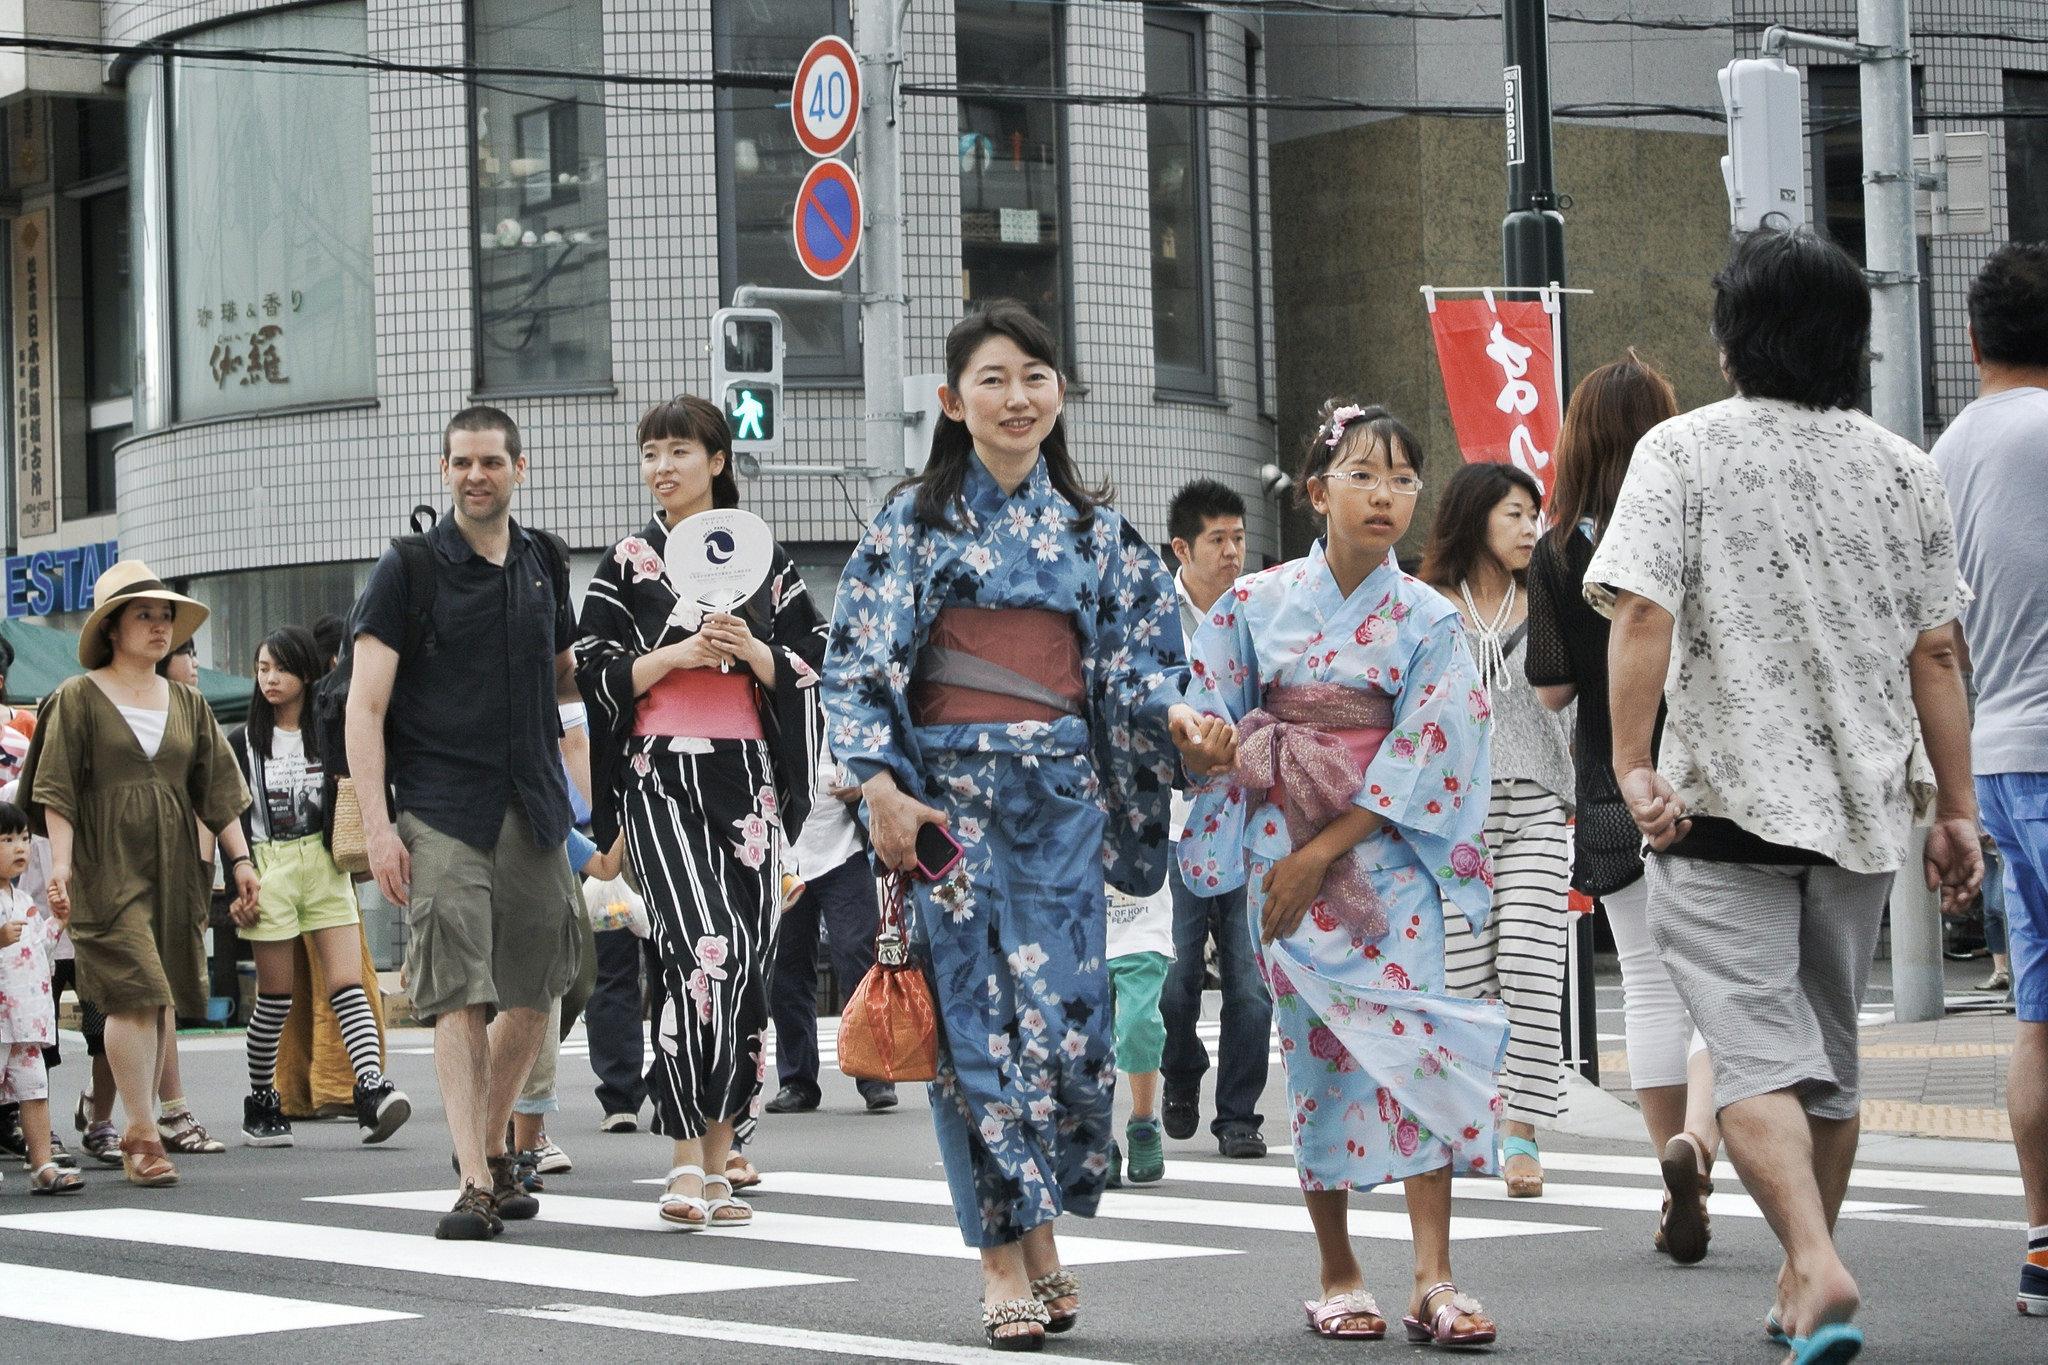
[
  {"left": 1442, "top": 778, "right": 1572, "bottom": 1126},
  {"left": 619, "top": 737, "right": 780, "bottom": 1143}
]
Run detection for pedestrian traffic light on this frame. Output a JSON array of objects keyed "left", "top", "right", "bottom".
[
  {"left": 709, "top": 307, "right": 783, "bottom": 456},
  {"left": 1718, "top": 56, "right": 1806, "bottom": 233}
]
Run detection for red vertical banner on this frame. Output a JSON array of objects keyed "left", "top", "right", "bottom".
[{"left": 1425, "top": 293, "right": 1564, "bottom": 502}]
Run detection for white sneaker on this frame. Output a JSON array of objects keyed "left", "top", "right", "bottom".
[
  {"left": 598, "top": 1112, "right": 638, "bottom": 1134},
  {"left": 533, "top": 1138, "right": 573, "bottom": 1174}
]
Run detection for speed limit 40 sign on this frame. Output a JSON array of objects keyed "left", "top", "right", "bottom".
[{"left": 792, "top": 35, "right": 860, "bottom": 159}]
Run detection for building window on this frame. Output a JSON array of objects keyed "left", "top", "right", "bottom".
[
  {"left": 2008, "top": 72, "right": 2048, "bottom": 245},
  {"left": 81, "top": 185, "right": 132, "bottom": 514},
  {"left": 715, "top": 0, "right": 859, "bottom": 383},
  {"left": 1146, "top": 12, "right": 1213, "bottom": 396},
  {"left": 168, "top": 4, "right": 375, "bottom": 423},
  {"left": 472, "top": 0, "right": 612, "bottom": 393},
  {"left": 1807, "top": 66, "right": 1933, "bottom": 415},
  {"left": 957, "top": 1, "right": 1067, "bottom": 356}
]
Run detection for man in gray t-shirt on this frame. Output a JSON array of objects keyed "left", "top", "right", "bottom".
[{"left": 1929, "top": 242, "right": 2048, "bottom": 1317}]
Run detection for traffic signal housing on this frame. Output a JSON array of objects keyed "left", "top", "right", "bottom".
[
  {"left": 710, "top": 307, "right": 784, "bottom": 455},
  {"left": 1718, "top": 56, "right": 1806, "bottom": 232}
]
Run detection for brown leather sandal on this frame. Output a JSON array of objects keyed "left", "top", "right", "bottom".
[{"left": 120, "top": 1135, "right": 179, "bottom": 1187}]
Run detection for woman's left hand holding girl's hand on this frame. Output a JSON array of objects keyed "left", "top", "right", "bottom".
[
  {"left": 229, "top": 861, "right": 262, "bottom": 925},
  {"left": 700, "top": 613, "right": 776, "bottom": 685},
  {"left": 1169, "top": 704, "right": 1237, "bottom": 777}
]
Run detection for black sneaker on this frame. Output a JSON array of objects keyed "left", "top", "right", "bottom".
[
  {"left": 435, "top": 1181, "right": 503, "bottom": 1240},
  {"left": 241, "top": 1090, "right": 295, "bottom": 1148},
  {"left": 863, "top": 1084, "right": 899, "bottom": 1112},
  {"left": 353, "top": 1077, "right": 411, "bottom": 1145},
  {"left": 1161, "top": 1088, "right": 1200, "bottom": 1141},
  {"left": 0, "top": 1106, "right": 27, "bottom": 1164},
  {"left": 1217, "top": 1127, "right": 1268, "bottom": 1160},
  {"left": 489, "top": 1153, "right": 539, "bottom": 1220}
]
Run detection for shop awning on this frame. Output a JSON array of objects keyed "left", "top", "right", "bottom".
[{"left": 1, "top": 618, "right": 252, "bottom": 725}]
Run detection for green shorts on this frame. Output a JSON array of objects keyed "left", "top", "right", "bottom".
[
  {"left": 1108, "top": 950, "right": 1170, "bottom": 1076},
  {"left": 245, "top": 835, "right": 361, "bottom": 942},
  {"left": 399, "top": 805, "right": 581, "bottom": 1025}
]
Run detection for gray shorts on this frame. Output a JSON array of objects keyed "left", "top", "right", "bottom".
[
  {"left": 1645, "top": 853, "right": 1891, "bottom": 1121},
  {"left": 399, "top": 805, "right": 581, "bottom": 1025}
]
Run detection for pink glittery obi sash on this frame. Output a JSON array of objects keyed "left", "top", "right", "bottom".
[{"left": 1232, "top": 683, "right": 1396, "bottom": 941}]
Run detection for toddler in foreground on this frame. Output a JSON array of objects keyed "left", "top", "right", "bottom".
[{"left": 0, "top": 799, "right": 81, "bottom": 1192}]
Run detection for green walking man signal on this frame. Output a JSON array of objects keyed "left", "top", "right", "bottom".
[{"left": 709, "top": 307, "right": 784, "bottom": 455}]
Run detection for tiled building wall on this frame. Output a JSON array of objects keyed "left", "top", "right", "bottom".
[{"left": 102, "top": 0, "right": 1277, "bottom": 600}]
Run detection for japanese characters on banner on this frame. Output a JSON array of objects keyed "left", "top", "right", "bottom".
[
  {"left": 12, "top": 211, "right": 55, "bottom": 540},
  {"left": 1423, "top": 290, "right": 1564, "bottom": 502}
]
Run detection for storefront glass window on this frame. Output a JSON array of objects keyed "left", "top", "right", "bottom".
[
  {"left": 957, "top": 2, "right": 1066, "bottom": 354},
  {"left": 170, "top": 3, "right": 374, "bottom": 422},
  {"left": 472, "top": 0, "right": 613, "bottom": 392},
  {"left": 714, "top": 0, "right": 859, "bottom": 381}
]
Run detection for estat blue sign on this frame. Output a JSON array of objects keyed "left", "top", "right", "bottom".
[{"left": 5, "top": 540, "right": 120, "bottom": 618}]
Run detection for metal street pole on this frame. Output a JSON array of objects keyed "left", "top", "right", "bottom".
[
  {"left": 856, "top": 0, "right": 909, "bottom": 512},
  {"left": 1502, "top": 0, "right": 1592, "bottom": 1081},
  {"left": 1501, "top": 0, "right": 1570, "bottom": 386},
  {"left": 1857, "top": 0, "right": 1923, "bottom": 442}
]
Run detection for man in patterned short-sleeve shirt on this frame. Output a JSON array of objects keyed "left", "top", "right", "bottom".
[{"left": 1590, "top": 228, "right": 1982, "bottom": 1359}]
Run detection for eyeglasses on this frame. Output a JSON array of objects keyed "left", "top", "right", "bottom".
[{"left": 1314, "top": 470, "right": 1424, "bottom": 495}]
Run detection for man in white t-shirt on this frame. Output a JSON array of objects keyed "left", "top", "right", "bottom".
[
  {"left": 1930, "top": 241, "right": 2048, "bottom": 1318},
  {"left": 1592, "top": 228, "right": 1981, "bottom": 1358}
]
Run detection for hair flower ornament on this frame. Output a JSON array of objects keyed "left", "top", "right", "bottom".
[{"left": 1323, "top": 404, "right": 1367, "bottom": 448}]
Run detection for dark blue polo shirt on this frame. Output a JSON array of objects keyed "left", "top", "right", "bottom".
[{"left": 356, "top": 512, "right": 576, "bottom": 849}]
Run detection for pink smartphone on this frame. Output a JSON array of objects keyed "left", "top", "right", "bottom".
[{"left": 914, "top": 822, "right": 964, "bottom": 882}]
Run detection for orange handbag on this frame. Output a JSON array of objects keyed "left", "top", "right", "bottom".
[{"left": 837, "top": 874, "right": 940, "bottom": 1082}]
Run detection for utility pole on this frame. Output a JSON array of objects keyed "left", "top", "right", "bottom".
[
  {"left": 856, "top": 0, "right": 909, "bottom": 512},
  {"left": 1501, "top": 0, "right": 1569, "bottom": 383}
]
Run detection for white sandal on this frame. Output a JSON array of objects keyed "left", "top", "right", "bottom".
[
  {"left": 702, "top": 1172, "right": 753, "bottom": 1227},
  {"left": 659, "top": 1164, "right": 709, "bottom": 1231}
]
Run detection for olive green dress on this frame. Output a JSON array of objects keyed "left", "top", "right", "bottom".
[{"left": 20, "top": 676, "right": 249, "bottom": 1016}]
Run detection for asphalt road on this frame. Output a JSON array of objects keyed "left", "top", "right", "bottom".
[{"left": 0, "top": 1021, "right": 2037, "bottom": 1365}]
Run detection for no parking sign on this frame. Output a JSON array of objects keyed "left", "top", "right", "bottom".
[{"left": 793, "top": 159, "right": 863, "bottom": 281}]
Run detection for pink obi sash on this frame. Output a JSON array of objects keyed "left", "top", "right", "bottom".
[
  {"left": 1232, "top": 683, "right": 1396, "bottom": 940},
  {"left": 633, "top": 668, "right": 764, "bottom": 741}
]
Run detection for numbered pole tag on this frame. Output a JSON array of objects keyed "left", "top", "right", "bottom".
[
  {"left": 666, "top": 509, "right": 775, "bottom": 615},
  {"left": 792, "top": 35, "right": 860, "bottom": 159}
]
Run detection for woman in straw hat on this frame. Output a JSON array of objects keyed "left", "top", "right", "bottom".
[{"left": 18, "top": 561, "right": 258, "bottom": 1187}]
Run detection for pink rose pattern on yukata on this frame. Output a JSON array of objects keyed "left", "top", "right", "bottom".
[{"left": 1178, "top": 541, "right": 1510, "bottom": 1191}]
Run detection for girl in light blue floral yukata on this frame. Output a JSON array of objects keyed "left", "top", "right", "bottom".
[
  {"left": 821, "top": 303, "right": 1231, "bottom": 1352},
  {"left": 1180, "top": 401, "right": 1510, "bottom": 1349}
]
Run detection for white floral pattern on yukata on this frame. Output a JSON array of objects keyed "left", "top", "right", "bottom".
[
  {"left": 1178, "top": 543, "right": 1509, "bottom": 1191},
  {"left": 1585, "top": 397, "right": 1959, "bottom": 875},
  {"left": 0, "top": 888, "right": 62, "bottom": 1045}
]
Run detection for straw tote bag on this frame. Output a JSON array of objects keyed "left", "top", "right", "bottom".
[
  {"left": 328, "top": 777, "right": 370, "bottom": 874},
  {"left": 836, "top": 873, "right": 939, "bottom": 1082}
]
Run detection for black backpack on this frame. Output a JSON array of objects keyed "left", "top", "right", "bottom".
[{"left": 313, "top": 505, "right": 571, "bottom": 781}]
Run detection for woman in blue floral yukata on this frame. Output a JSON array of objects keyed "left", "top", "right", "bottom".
[
  {"left": 821, "top": 302, "right": 1232, "bottom": 1351},
  {"left": 1180, "top": 401, "right": 1509, "bottom": 1348}
]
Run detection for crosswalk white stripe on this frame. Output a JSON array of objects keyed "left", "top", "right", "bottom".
[
  {"left": 734, "top": 1171, "right": 1596, "bottom": 1241},
  {"left": 1835, "top": 1211, "right": 2029, "bottom": 1232},
  {"left": 0, "top": 1209, "right": 843, "bottom": 1298},
  {"left": 1146, "top": 1160, "right": 1920, "bottom": 1219},
  {"left": 501, "top": 1302, "right": 1139, "bottom": 1364},
  {"left": 310, "top": 1191, "right": 1234, "bottom": 1266},
  {"left": 1531, "top": 1151, "right": 2029, "bottom": 1200},
  {"left": 0, "top": 1261, "right": 415, "bottom": 1341}
]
